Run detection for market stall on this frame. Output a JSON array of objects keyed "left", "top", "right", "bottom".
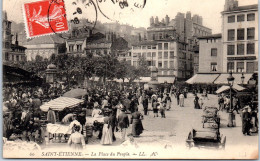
[
  {"left": 40, "top": 97, "right": 84, "bottom": 142},
  {"left": 40, "top": 97, "right": 84, "bottom": 112}
]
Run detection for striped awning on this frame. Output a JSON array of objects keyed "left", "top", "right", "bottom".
[
  {"left": 40, "top": 97, "right": 84, "bottom": 112},
  {"left": 186, "top": 74, "right": 220, "bottom": 84}
]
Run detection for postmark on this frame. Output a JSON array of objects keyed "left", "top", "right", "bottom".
[
  {"left": 23, "top": 0, "right": 68, "bottom": 38},
  {"left": 96, "top": 0, "right": 146, "bottom": 22}
]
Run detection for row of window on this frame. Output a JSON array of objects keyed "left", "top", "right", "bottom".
[
  {"left": 4, "top": 52, "right": 23, "bottom": 61},
  {"left": 69, "top": 44, "right": 82, "bottom": 52},
  {"left": 133, "top": 51, "right": 175, "bottom": 59},
  {"left": 133, "top": 45, "right": 157, "bottom": 50},
  {"left": 132, "top": 60, "right": 175, "bottom": 69},
  {"left": 228, "top": 27, "right": 255, "bottom": 41},
  {"left": 227, "top": 61, "right": 256, "bottom": 73},
  {"left": 227, "top": 43, "right": 255, "bottom": 55},
  {"left": 228, "top": 13, "right": 255, "bottom": 23}
]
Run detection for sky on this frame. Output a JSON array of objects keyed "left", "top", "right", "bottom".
[{"left": 3, "top": 0, "right": 258, "bottom": 34}]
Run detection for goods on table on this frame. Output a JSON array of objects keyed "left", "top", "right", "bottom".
[
  {"left": 46, "top": 123, "right": 71, "bottom": 134},
  {"left": 3, "top": 140, "right": 41, "bottom": 151}
]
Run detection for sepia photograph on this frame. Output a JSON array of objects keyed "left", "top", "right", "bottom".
[{"left": 2, "top": 0, "right": 259, "bottom": 159}]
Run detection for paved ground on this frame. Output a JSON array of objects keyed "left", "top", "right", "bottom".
[{"left": 39, "top": 93, "right": 258, "bottom": 159}]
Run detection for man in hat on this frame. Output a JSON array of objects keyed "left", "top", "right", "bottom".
[
  {"left": 117, "top": 107, "right": 129, "bottom": 142},
  {"left": 242, "top": 106, "right": 251, "bottom": 135}
]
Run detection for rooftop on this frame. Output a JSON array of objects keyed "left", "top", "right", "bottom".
[
  {"left": 25, "top": 35, "right": 65, "bottom": 45},
  {"left": 197, "top": 33, "right": 222, "bottom": 39},
  {"left": 222, "top": 4, "right": 258, "bottom": 13}
]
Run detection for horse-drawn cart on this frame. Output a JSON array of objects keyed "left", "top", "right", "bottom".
[{"left": 202, "top": 106, "right": 220, "bottom": 129}]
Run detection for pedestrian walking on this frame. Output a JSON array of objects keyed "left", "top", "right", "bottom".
[
  {"left": 152, "top": 97, "right": 159, "bottom": 117},
  {"left": 199, "top": 96, "right": 204, "bottom": 109},
  {"left": 117, "top": 108, "right": 129, "bottom": 142},
  {"left": 165, "top": 94, "right": 172, "bottom": 110},
  {"left": 130, "top": 108, "right": 144, "bottom": 137},
  {"left": 232, "top": 96, "right": 240, "bottom": 114},
  {"left": 218, "top": 95, "right": 224, "bottom": 111},
  {"left": 176, "top": 91, "right": 180, "bottom": 105},
  {"left": 179, "top": 93, "right": 184, "bottom": 107},
  {"left": 194, "top": 94, "right": 200, "bottom": 109},
  {"left": 242, "top": 106, "right": 251, "bottom": 136},
  {"left": 160, "top": 100, "right": 166, "bottom": 118}
]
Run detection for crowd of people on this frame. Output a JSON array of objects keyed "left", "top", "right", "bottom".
[{"left": 2, "top": 80, "right": 258, "bottom": 150}]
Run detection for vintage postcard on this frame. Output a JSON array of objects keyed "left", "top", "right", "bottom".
[{"left": 2, "top": 0, "right": 259, "bottom": 159}]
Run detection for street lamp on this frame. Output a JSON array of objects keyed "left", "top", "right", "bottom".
[
  {"left": 227, "top": 71, "right": 235, "bottom": 127},
  {"left": 227, "top": 71, "right": 234, "bottom": 109},
  {"left": 241, "top": 72, "right": 245, "bottom": 85}
]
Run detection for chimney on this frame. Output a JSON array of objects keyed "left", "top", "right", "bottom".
[
  {"left": 4, "top": 11, "right": 7, "bottom": 20},
  {"left": 161, "top": 18, "right": 165, "bottom": 25},
  {"left": 15, "top": 33, "right": 18, "bottom": 46},
  {"left": 186, "top": 12, "right": 191, "bottom": 20},
  {"left": 150, "top": 16, "right": 154, "bottom": 26},
  {"left": 155, "top": 16, "right": 159, "bottom": 24},
  {"left": 165, "top": 15, "right": 170, "bottom": 25}
]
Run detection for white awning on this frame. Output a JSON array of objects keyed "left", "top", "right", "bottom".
[
  {"left": 216, "top": 84, "right": 246, "bottom": 94},
  {"left": 186, "top": 74, "right": 220, "bottom": 84},
  {"left": 40, "top": 97, "right": 84, "bottom": 112}
]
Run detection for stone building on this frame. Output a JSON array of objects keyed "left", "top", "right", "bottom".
[
  {"left": 2, "top": 12, "right": 26, "bottom": 63},
  {"left": 222, "top": 0, "right": 258, "bottom": 73},
  {"left": 24, "top": 35, "right": 65, "bottom": 61},
  {"left": 198, "top": 34, "right": 223, "bottom": 73}
]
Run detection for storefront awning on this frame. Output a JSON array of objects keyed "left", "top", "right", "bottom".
[
  {"left": 186, "top": 74, "right": 220, "bottom": 84},
  {"left": 213, "top": 73, "right": 253, "bottom": 85}
]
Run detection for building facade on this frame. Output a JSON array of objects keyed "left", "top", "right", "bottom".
[
  {"left": 2, "top": 12, "right": 26, "bottom": 63},
  {"left": 222, "top": 0, "right": 258, "bottom": 73},
  {"left": 131, "top": 12, "right": 212, "bottom": 80},
  {"left": 25, "top": 35, "right": 65, "bottom": 61},
  {"left": 198, "top": 34, "right": 223, "bottom": 73}
]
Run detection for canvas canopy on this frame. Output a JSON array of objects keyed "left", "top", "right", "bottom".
[
  {"left": 216, "top": 84, "right": 246, "bottom": 94},
  {"left": 40, "top": 97, "right": 84, "bottom": 112}
]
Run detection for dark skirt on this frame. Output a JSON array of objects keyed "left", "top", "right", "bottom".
[
  {"left": 132, "top": 119, "right": 144, "bottom": 136},
  {"left": 153, "top": 108, "right": 158, "bottom": 113}
]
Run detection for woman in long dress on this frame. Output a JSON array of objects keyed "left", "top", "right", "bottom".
[
  {"left": 130, "top": 108, "right": 144, "bottom": 137},
  {"left": 194, "top": 94, "right": 200, "bottom": 109},
  {"left": 100, "top": 112, "right": 113, "bottom": 145},
  {"left": 68, "top": 125, "right": 85, "bottom": 150}
]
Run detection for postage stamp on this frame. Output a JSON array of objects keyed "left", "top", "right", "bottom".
[{"left": 23, "top": 0, "right": 69, "bottom": 38}]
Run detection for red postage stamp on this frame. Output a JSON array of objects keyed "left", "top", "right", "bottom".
[{"left": 23, "top": 0, "right": 68, "bottom": 38}]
